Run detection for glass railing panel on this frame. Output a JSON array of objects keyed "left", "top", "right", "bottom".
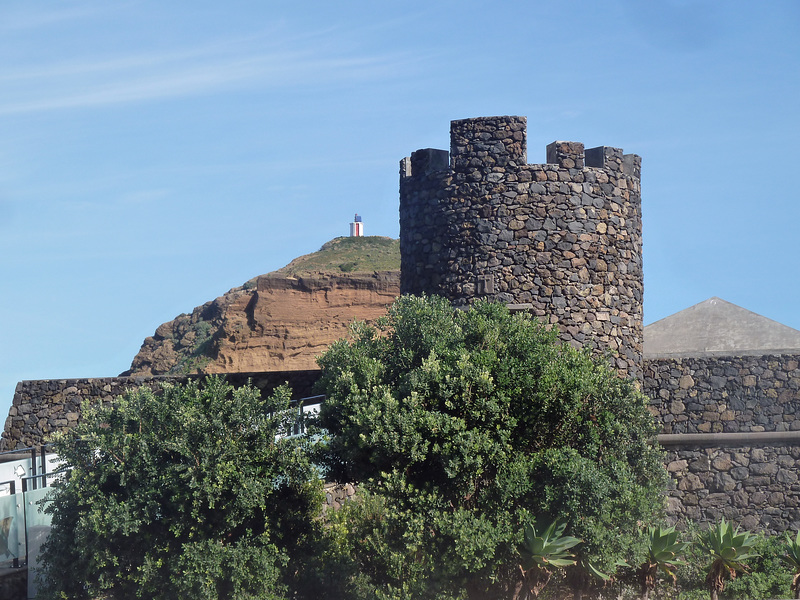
[
  {"left": 0, "top": 489, "right": 22, "bottom": 564},
  {"left": 24, "top": 476, "right": 54, "bottom": 599}
]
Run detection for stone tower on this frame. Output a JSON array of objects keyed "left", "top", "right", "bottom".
[{"left": 399, "top": 116, "right": 643, "bottom": 378}]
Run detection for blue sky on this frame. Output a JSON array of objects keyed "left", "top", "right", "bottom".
[{"left": 1, "top": 1, "right": 799, "bottom": 420}]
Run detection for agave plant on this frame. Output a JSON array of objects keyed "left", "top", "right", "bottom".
[
  {"left": 637, "top": 525, "right": 689, "bottom": 600},
  {"left": 515, "top": 518, "right": 581, "bottom": 599},
  {"left": 697, "top": 518, "right": 759, "bottom": 600},
  {"left": 781, "top": 530, "right": 800, "bottom": 599}
]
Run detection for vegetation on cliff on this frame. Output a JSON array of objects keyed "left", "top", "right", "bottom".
[
  {"left": 124, "top": 236, "right": 400, "bottom": 377},
  {"left": 275, "top": 236, "right": 399, "bottom": 276}
]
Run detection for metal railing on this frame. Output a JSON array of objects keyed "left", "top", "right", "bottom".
[{"left": 289, "top": 395, "right": 324, "bottom": 437}]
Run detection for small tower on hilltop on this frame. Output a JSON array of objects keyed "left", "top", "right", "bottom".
[{"left": 350, "top": 214, "right": 364, "bottom": 237}]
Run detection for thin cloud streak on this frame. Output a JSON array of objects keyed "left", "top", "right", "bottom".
[
  {"left": 1, "top": 153, "right": 396, "bottom": 203},
  {"left": 0, "top": 40, "right": 417, "bottom": 116},
  {"left": 0, "top": 3, "right": 124, "bottom": 32},
  {"left": 0, "top": 25, "right": 323, "bottom": 84}
]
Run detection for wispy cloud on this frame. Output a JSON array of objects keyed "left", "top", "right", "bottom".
[
  {"left": 0, "top": 31, "right": 416, "bottom": 116},
  {"left": 0, "top": 2, "right": 123, "bottom": 32}
]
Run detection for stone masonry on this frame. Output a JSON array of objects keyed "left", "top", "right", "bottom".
[
  {"left": 663, "top": 443, "right": 800, "bottom": 534},
  {"left": 646, "top": 352, "right": 800, "bottom": 533},
  {"left": 1, "top": 370, "right": 320, "bottom": 450},
  {"left": 646, "top": 354, "right": 800, "bottom": 434},
  {"left": 400, "top": 116, "right": 643, "bottom": 378}
]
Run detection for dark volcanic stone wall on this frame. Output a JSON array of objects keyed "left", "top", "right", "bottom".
[
  {"left": 1, "top": 370, "right": 321, "bottom": 450},
  {"left": 664, "top": 443, "right": 800, "bottom": 534},
  {"left": 645, "top": 354, "right": 800, "bottom": 434},
  {"left": 400, "top": 116, "right": 643, "bottom": 377},
  {"left": 647, "top": 352, "right": 800, "bottom": 533}
]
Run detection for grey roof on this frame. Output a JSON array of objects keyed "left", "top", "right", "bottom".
[{"left": 644, "top": 297, "right": 800, "bottom": 358}]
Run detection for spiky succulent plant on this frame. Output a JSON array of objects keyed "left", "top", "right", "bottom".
[
  {"left": 637, "top": 525, "right": 689, "bottom": 599},
  {"left": 781, "top": 530, "right": 800, "bottom": 599},
  {"left": 698, "top": 518, "right": 759, "bottom": 600},
  {"left": 515, "top": 518, "right": 581, "bottom": 598}
]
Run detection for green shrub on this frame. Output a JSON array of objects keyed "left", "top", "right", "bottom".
[
  {"left": 38, "top": 377, "right": 324, "bottom": 600},
  {"left": 315, "top": 295, "right": 667, "bottom": 598}
]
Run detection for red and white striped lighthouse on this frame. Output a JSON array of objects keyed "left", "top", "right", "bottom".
[{"left": 349, "top": 214, "right": 364, "bottom": 237}]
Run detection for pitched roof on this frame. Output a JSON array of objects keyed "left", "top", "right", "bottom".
[{"left": 644, "top": 297, "right": 800, "bottom": 358}]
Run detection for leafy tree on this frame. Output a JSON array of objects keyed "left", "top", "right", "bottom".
[
  {"left": 38, "top": 377, "right": 323, "bottom": 600},
  {"left": 315, "top": 295, "right": 667, "bottom": 599}
]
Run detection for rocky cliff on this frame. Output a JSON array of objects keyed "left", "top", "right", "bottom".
[{"left": 124, "top": 237, "right": 400, "bottom": 376}]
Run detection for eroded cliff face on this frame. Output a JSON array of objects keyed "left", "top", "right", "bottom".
[{"left": 123, "top": 271, "right": 400, "bottom": 377}]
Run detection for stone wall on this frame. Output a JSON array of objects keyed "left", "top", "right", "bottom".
[
  {"left": 646, "top": 353, "right": 800, "bottom": 532},
  {"left": 7, "top": 353, "right": 800, "bottom": 534},
  {"left": 1, "top": 370, "right": 322, "bottom": 450},
  {"left": 645, "top": 354, "right": 800, "bottom": 434},
  {"left": 400, "top": 116, "right": 643, "bottom": 378},
  {"left": 663, "top": 440, "right": 800, "bottom": 534}
]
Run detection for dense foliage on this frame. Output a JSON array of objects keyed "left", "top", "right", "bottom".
[
  {"left": 38, "top": 377, "right": 323, "bottom": 600},
  {"left": 315, "top": 295, "right": 668, "bottom": 599}
]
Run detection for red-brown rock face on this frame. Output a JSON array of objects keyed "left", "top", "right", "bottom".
[{"left": 124, "top": 271, "right": 400, "bottom": 377}]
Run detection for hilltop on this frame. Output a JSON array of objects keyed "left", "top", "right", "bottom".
[
  {"left": 123, "top": 237, "right": 401, "bottom": 377},
  {"left": 275, "top": 236, "right": 400, "bottom": 276}
]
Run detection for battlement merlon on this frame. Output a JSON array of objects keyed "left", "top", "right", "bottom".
[
  {"left": 450, "top": 115, "right": 527, "bottom": 171},
  {"left": 583, "top": 145, "right": 642, "bottom": 178},
  {"left": 400, "top": 148, "right": 449, "bottom": 178},
  {"left": 400, "top": 116, "right": 641, "bottom": 180}
]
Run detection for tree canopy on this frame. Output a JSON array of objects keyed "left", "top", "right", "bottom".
[
  {"left": 38, "top": 295, "right": 667, "bottom": 600},
  {"left": 316, "top": 295, "right": 667, "bottom": 599},
  {"left": 39, "top": 377, "right": 323, "bottom": 600}
]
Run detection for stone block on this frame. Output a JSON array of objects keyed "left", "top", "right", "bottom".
[
  {"left": 730, "top": 467, "right": 750, "bottom": 480},
  {"left": 711, "top": 455, "right": 732, "bottom": 471},
  {"left": 711, "top": 472, "right": 736, "bottom": 492},
  {"left": 667, "top": 459, "right": 688, "bottom": 473},
  {"left": 678, "top": 474, "right": 703, "bottom": 491}
]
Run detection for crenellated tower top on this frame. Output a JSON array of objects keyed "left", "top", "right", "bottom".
[{"left": 399, "top": 116, "right": 643, "bottom": 379}]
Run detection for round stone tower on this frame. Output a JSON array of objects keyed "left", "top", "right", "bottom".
[{"left": 399, "top": 116, "right": 643, "bottom": 379}]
